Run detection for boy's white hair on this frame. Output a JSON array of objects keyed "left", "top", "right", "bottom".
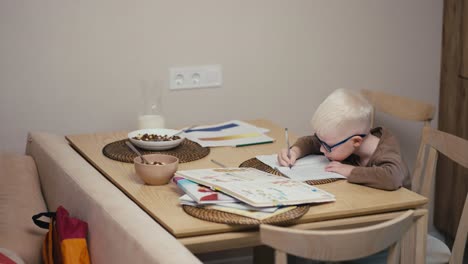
[{"left": 311, "top": 88, "right": 372, "bottom": 138}]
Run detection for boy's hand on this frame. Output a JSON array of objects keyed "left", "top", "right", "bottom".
[
  {"left": 325, "top": 161, "right": 355, "bottom": 177},
  {"left": 277, "top": 147, "right": 300, "bottom": 167}
]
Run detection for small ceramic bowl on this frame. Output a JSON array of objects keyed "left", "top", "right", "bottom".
[
  {"left": 133, "top": 154, "right": 179, "bottom": 185},
  {"left": 128, "top": 129, "right": 185, "bottom": 151}
]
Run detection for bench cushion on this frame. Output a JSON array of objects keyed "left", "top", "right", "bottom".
[{"left": 0, "top": 153, "right": 48, "bottom": 264}]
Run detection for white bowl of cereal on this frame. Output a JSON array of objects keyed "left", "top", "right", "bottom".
[{"left": 128, "top": 128, "right": 185, "bottom": 150}]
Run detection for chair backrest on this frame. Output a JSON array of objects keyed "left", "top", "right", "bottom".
[
  {"left": 411, "top": 126, "right": 468, "bottom": 264},
  {"left": 361, "top": 89, "right": 437, "bottom": 202},
  {"left": 360, "top": 89, "right": 435, "bottom": 127},
  {"left": 260, "top": 210, "right": 414, "bottom": 264}
]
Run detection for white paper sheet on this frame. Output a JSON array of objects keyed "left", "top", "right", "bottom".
[
  {"left": 182, "top": 120, "right": 274, "bottom": 147},
  {"left": 256, "top": 154, "right": 346, "bottom": 182}
]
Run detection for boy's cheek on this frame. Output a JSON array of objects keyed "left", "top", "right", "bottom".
[{"left": 327, "top": 153, "right": 348, "bottom": 162}]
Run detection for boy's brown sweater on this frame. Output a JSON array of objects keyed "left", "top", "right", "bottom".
[{"left": 292, "top": 127, "right": 410, "bottom": 191}]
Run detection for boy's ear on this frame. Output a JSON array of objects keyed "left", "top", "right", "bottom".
[{"left": 352, "top": 136, "right": 364, "bottom": 147}]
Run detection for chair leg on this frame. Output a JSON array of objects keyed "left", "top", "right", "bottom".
[
  {"left": 400, "top": 222, "right": 416, "bottom": 264},
  {"left": 387, "top": 241, "right": 401, "bottom": 264},
  {"left": 414, "top": 212, "right": 428, "bottom": 264}
]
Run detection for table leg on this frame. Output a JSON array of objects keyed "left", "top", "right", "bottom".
[{"left": 253, "top": 245, "right": 274, "bottom": 264}]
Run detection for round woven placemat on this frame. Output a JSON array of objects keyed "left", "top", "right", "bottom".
[
  {"left": 102, "top": 139, "right": 209, "bottom": 163},
  {"left": 239, "top": 158, "right": 343, "bottom": 185},
  {"left": 182, "top": 204, "right": 310, "bottom": 225}
]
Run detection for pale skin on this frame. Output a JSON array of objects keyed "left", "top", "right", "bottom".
[{"left": 277, "top": 132, "right": 380, "bottom": 177}]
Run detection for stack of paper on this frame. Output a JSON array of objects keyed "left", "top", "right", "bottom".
[
  {"left": 173, "top": 176, "right": 238, "bottom": 204},
  {"left": 178, "top": 194, "right": 296, "bottom": 220},
  {"left": 182, "top": 120, "right": 274, "bottom": 147},
  {"left": 173, "top": 176, "right": 296, "bottom": 220}
]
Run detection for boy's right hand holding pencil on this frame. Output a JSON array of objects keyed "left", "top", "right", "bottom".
[{"left": 277, "top": 146, "right": 301, "bottom": 167}]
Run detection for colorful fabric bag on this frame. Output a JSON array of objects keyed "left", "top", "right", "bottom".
[{"left": 32, "top": 206, "right": 91, "bottom": 264}]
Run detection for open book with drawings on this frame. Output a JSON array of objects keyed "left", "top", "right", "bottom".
[{"left": 174, "top": 167, "right": 335, "bottom": 207}]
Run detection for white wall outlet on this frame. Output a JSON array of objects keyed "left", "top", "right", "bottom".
[{"left": 169, "top": 65, "right": 222, "bottom": 90}]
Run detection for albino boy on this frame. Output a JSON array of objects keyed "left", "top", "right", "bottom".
[{"left": 278, "top": 88, "right": 410, "bottom": 191}]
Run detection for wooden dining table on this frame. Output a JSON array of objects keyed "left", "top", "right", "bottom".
[{"left": 66, "top": 119, "right": 428, "bottom": 264}]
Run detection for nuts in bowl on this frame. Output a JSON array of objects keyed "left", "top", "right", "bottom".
[{"left": 128, "top": 128, "right": 185, "bottom": 150}]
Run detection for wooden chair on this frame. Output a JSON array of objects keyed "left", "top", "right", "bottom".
[
  {"left": 410, "top": 126, "right": 468, "bottom": 264},
  {"left": 260, "top": 210, "right": 415, "bottom": 263},
  {"left": 360, "top": 88, "right": 440, "bottom": 261},
  {"left": 360, "top": 89, "right": 435, "bottom": 127}
]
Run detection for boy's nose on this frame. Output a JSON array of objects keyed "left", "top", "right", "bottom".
[{"left": 319, "top": 145, "right": 326, "bottom": 154}]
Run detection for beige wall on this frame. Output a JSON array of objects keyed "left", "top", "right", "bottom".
[{"left": 0, "top": 0, "right": 442, "bottom": 171}]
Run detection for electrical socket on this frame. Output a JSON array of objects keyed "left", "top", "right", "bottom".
[{"left": 169, "top": 65, "right": 222, "bottom": 90}]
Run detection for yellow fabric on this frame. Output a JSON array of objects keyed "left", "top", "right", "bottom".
[
  {"left": 41, "top": 220, "right": 91, "bottom": 264},
  {"left": 60, "top": 239, "right": 90, "bottom": 264},
  {"left": 42, "top": 223, "right": 54, "bottom": 264}
]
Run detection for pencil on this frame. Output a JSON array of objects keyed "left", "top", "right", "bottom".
[
  {"left": 210, "top": 159, "right": 227, "bottom": 168},
  {"left": 285, "top": 128, "right": 292, "bottom": 168},
  {"left": 235, "top": 140, "right": 274, "bottom": 147}
]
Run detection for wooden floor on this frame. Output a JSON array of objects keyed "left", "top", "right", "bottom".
[
  {"left": 196, "top": 247, "right": 253, "bottom": 264},
  {"left": 194, "top": 243, "right": 468, "bottom": 264}
]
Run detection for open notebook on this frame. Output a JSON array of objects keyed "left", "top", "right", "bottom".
[{"left": 256, "top": 154, "right": 346, "bottom": 182}]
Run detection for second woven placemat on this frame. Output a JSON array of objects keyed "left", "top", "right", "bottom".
[
  {"left": 239, "top": 158, "right": 343, "bottom": 185},
  {"left": 182, "top": 204, "right": 310, "bottom": 225},
  {"left": 103, "top": 139, "right": 209, "bottom": 163}
]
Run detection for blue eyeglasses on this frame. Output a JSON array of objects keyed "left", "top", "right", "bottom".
[{"left": 315, "top": 133, "right": 367, "bottom": 153}]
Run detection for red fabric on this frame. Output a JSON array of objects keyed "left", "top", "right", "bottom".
[
  {"left": 0, "top": 253, "right": 17, "bottom": 264},
  {"left": 55, "top": 207, "right": 88, "bottom": 242}
]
